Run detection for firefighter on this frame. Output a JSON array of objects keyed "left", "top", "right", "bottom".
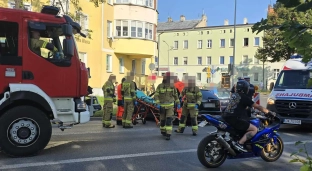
[
  {"left": 154, "top": 72, "right": 180, "bottom": 140},
  {"left": 102, "top": 74, "right": 117, "bottom": 128},
  {"left": 121, "top": 72, "right": 136, "bottom": 129},
  {"left": 175, "top": 76, "right": 202, "bottom": 135},
  {"left": 116, "top": 78, "right": 126, "bottom": 125},
  {"left": 30, "top": 30, "right": 59, "bottom": 57}
]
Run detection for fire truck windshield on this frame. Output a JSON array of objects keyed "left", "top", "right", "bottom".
[
  {"left": 274, "top": 70, "right": 312, "bottom": 89},
  {"left": 29, "top": 24, "right": 71, "bottom": 60}
]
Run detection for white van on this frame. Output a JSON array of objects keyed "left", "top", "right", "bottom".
[{"left": 267, "top": 54, "right": 312, "bottom": 125}]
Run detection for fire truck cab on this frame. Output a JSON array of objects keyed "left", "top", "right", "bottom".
[{"left": 0, "top": 6, "right": 90, "bottom": 157}]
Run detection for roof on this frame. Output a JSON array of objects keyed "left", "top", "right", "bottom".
[
  {"left": 157, "top": 20, "right": 201, "bottom": 31},
  {"left": 157, "top": 23, "right": 256, "bottom": 32}
]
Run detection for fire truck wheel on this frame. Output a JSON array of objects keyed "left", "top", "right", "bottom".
[{"left": 0, "top": 105, "right": 52, "bottom": 157}]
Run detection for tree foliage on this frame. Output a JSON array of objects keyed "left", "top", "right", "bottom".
[{"left": 252, "top": 1, "right": 312, "bottom": 63}]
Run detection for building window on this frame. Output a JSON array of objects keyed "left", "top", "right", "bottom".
[
  {"left": 115, "top": 20, "right": 154, "bottom": 40},
  {"left": 132, "top": 59, "right": 136, "bottom": 74},
  {"left": 230, "top": 38, "right": 234, "bottom": 47},
  {"left": 243, "top": 55, "right": 248, "bottom": 64},
  {"left": 141, "top": 59, "right": 146, "bottom": 75},
  {"left": 106, "top": 54, "right": 112, "bottom": 72},
  {"left": 198, "top": 57, "right": 202, "bottom": 65},
  {"left": 78, "top": 12, "right": 89, "bottom": 35},
  {"left": 78, "top": 52, "right": 88, "bottom": 67},
  {"left": 254, "top": 57, "right": 259, "bottom": 64},
  {"left": 229, "top": 56, "right": 234, "bottom": 64},
  {"left": 8, "top": 2, "right": 32, "bottom": 11},
  {"left": 174, "top": 57, "right": 178, "bottom": 65},
  {"left": 183, "top": 40, "right": 188, "bottom": 49},
  {"left": 174, "top": 41, "right": 178, "bottom": 49},
  {"left": 207, "top": 39, "right": 212, "bottom": 48},
  {"left": 183, "top": 57, "right": 188, "bottom": 65},
  {"left": 119, "top": 58, "right": 124, "bottom": 73},
  {"left": 197, "top": 40, "right": 202, "bottom": 49},
  {"left": 220, "top": 56, "right": 224, "bottom": 64},
  {"left": 207, "top": 31, "right": 210, "bottom": 34},
  {"left": 243, "top": 38, "right": 249, "bottom": 46},
  {"left": 220, "top": 39, "right": 225, "bottom": 48},
  {"left": 243, "top": 73, "right": 248, "bottom": 77},
  {"left": 254, "top": 37, "right": 260, "bottom": 46},
  {"left": 107, "top": 0, "right": 113, "bottom": 4},
  {"left": 273, "top": 69, "right": 280, "bottom": 79},
  {"left": 197, "top": 73, "right": 201, "bottom": 81},
  {"left": 207, "top": 56, "right": 211, "bottom": 65},
  {"left": 116, "top": 0, "right": 154, "bottom": 8},
  {"left": 107, "top": 20, "right": 112, "bottom": 37},
  {"left": 254, "top": 73, "right": 259, "bottom": 81},
  {"left": 145, "top": 23, "right": 153, "bottom": 39}
]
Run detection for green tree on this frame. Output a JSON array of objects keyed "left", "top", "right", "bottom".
[
  {"left": 252, "top": 3, "right": 295, "bottom": 62},
  {"left": 252, "top": 1, "right": 312, "bottom": 62}
]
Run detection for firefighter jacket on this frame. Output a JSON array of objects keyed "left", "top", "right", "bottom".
[
  {"left": 181, "top": 86, "right": 202, "bottom": 108},
  {"left": 30, "top": 38, "right": 58, "bottom": 56},
  {"left": 117, "top": 84, "right": 122, "bottom": 100},
  {"left": 102, "top": 80, "right": 116, "bottom": 101},
  {"left": 154, "top": 83, "right": 179, "bottom": 109},
  {"left": 121, "top": 80, "right": 136, "bottom": 102}
]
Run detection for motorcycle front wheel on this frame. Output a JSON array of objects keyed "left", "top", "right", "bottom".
[
  {"left": 197, "top": 135, "right": 227, "bottom": 168},
  {"left": 260, "top": 136, "right": 284, "bottom": 162}
]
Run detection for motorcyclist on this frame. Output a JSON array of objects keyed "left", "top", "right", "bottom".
[
  {"left": 230, "top": 77, "right": 244, "bottom": 94},
  {"left": 222, "top": 80, "right": 276, "bottom": 152}
]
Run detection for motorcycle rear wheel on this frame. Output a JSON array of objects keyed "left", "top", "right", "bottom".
[
  {"left": 260, "top": 136, "right": 284, "bottom": 162},
  {"left": 197, "top": 135, "right": 227, "bottom": 168}
]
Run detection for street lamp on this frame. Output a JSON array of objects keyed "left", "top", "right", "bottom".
[
  {"left": 163, "top": 40, "right": 170, "bottom": 70},
  {"left": 231, "top": 0, "right": 237, "bottom": 88}
]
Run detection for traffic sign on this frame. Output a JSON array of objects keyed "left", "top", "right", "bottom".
[
  {"left": 148, "top": 73, "right": 157, "bottom": 83},
  {"left": 148, "top": 63, "right": 155, "bottom": 70},
  {"left": 211, "top": 69, "right": 216, "bottom": 74}
]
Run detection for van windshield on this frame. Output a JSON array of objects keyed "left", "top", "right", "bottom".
[{"left": 274, "top": 70, "right": 311, "bottom": 89}]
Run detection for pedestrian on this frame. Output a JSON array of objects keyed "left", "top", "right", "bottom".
[
  {"left": 175, "top": 76, "right": 202, "bottom": 136},
  {"left": 102, "top": 74, "right": 117, "bottom": 128},
  {"left": 121, "top": 72, "right": 137, "bottom": 128},
  {"left": 154, "top": 72, "right": 180, "bottom": 140}
]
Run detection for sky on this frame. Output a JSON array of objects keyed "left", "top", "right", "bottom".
[{"left": 157, "top": 0, "right": 277, "bottom": 26}]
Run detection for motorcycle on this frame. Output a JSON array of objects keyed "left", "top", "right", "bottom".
[{"left": 197, "top": 111, "right": 284, "bottom": 168}]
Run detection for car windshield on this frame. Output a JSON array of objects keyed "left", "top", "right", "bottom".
[
  {"left": 216, "top": 91, "right": 230, "bottom": 98},
  {"left": 201, "top": 90, "right": 218, "bottom": 99},
  {"left": 275, "top": 70, "right": 311, "bottom": 89}
]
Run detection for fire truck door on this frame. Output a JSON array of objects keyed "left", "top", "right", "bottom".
[{"left": 0, "top": 14, "right": 23, "bottom": 93}]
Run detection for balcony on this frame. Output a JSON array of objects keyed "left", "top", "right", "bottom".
[{"left": 113, "top": 38, "right": 155, "bottom": 58}]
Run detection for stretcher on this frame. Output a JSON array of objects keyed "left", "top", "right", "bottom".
[{"left": 132, "top": 90, "right": 160, "bottom": 126}]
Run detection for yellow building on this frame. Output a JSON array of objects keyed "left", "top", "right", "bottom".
[{"left": 0, "top": 0, "right": 158, "bottom": 96}]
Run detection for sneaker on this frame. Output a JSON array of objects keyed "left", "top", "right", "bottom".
[{"left": 233, "top": 141, "right": 247, "bottom": 152}]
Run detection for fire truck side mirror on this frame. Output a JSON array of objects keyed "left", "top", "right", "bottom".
[
  {"left": 62, "top": 24, "right": 73, "bottom": 36},
  {"left": 63, "top": 39, "right": 74, "bottom": 58}
]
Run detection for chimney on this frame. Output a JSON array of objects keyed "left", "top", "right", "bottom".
[
  {"left": 167, "top": 17, "right": 173, "bottom": 22},
  {"left": 224, "top": 19, "right": 229, "bottom": 25},
  {"left": 180, "top": 15, "right": 185, "bottom": 21},
  {"left": 243, "top": 18, "right": 248, "bottom": 24}
]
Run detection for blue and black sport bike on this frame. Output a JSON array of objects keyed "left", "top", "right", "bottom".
[{"left": 197, "top": 110, "right": 284, "bottom": 168}]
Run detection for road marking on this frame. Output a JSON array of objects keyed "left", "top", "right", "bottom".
[
  {"left": 0, "top": 149, "right": 197, "bottom": 170},
  {"left": 1, "top": 140, "right": 312, "bottom": 170}
]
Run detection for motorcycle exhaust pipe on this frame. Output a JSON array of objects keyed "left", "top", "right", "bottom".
[{"left": 215, "top": 135, "right": 236, "bottom": 156}]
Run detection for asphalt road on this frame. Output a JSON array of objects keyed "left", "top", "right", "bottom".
[{"left": 0, "top": 94, "right": 311, "bottom": 171}]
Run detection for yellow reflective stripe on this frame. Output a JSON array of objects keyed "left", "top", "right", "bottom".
[
  {"left": 186, "top": 93, "right": 193, "bottom": 95},
  {"left": 179, "top": 123, "right": 185, "bottom": 127},
  {"left": 160, "top": 126, "right": 165, "bottom": 130},
  {"left": 160, "top": 103, "right": 174, "bottom": 107},
  {"left": 104, "top": 98, "right": 113, "bottom": 101},
  {"left": 188, "top": 103, "right": 196, "bottom": 107},
  {"left": 155, "top": 100, "right": 160, "bottom": 103},
  {"left": 192, "top": 126, "right": 198, "bottom": 130},
  {"left": 197, "top": 92, "right": 202, "bottom": 95},
  {"left": 165, "top": 126, "right": 172, "bottom": 130},
  {"left": 41, "top": 41, "right": 47, "bottom": 48},
  {"left": 175, "top": 100, "right": 180, "bottom": 104},
  {"left": 125, "top": 120, "right": 132, "bottom": 124},
  {"left": 154, "top": 93, "right": 159, "bottom": 96}
]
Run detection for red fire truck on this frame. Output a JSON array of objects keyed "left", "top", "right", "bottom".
[{"left": 0, "top": 6, "right": 91, "bottom": 157}]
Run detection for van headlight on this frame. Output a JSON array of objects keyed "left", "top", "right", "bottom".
[{"left": 267, "top": 98, "right": 275, "bottom": 105}]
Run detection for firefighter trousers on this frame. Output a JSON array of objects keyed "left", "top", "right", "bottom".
[
  {"left": 177, "top": 106, "right": 198, "bottom": 133},
  {"left": 122, "top": 101, "right": 134, "bottom": 126},
  {"left": 102, "top": 100, "right": 114, "bottom": 126},
  {"left": 159, "top": 107, "right": 174, "bottom": 135}
]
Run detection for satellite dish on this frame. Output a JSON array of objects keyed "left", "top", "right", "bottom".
[{"left": 149, "top": 63, "right": 156, "bottom": 70}]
